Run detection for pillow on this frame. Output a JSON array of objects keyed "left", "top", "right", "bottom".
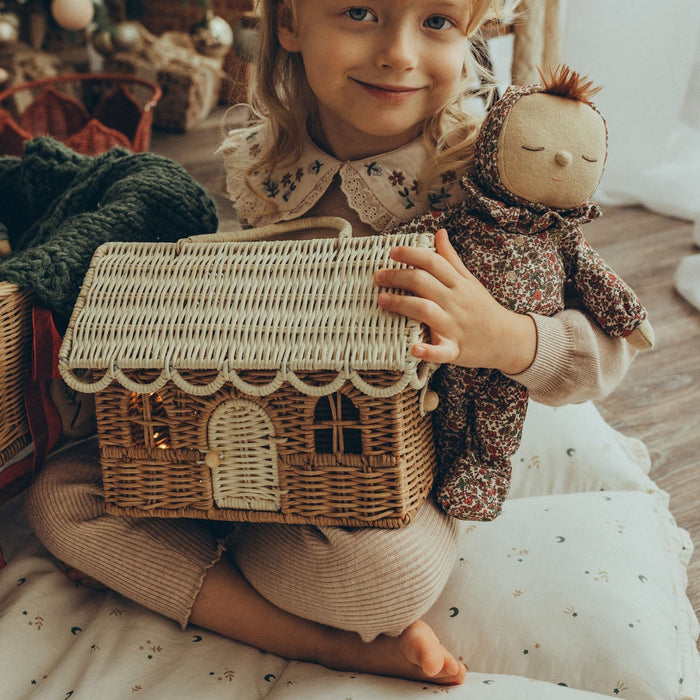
[
  {"left": 267, "top": 664, "right": 615, "bottom": 699},
  {"left": 423, "top": 490, "right": 700, "bottom": 700},
  {"left": 1, "top": 490, "right": 698, "bottom": 698},
  {"left": 0, "top": 534, "right": 289, "bottom": 699},
  {"left": 509, "top": 401, "right": 655, "bottom": 499}
]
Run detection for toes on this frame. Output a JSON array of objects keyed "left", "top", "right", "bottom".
[
  {"left": 419, "top": 647, "right": 447, "bottom": 677},
  {"left": 441, "top": 656, "right": 464, "bottom": 678},
  {"left": 426, "top": 655, "right": 465, "bottom": 682},
  {"left": 398, "top": 620, "right": 464, "bottom": 682}
]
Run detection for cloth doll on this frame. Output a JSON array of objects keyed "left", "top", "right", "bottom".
[{"left": 393, "top": 66, "right": 654, "bottom": 521}]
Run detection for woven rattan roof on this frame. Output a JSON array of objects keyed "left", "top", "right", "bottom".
[{"left": 60, "top": 224, "right": 437, "bottom": 397}]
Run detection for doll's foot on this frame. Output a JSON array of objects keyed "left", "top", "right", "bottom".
[{"left": 438, "top": 465, "right": 510, "bottom": 521}]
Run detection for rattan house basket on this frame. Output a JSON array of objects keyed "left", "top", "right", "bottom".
[{"left": 59, "top": 217, "right": 439, "bottom": 528}]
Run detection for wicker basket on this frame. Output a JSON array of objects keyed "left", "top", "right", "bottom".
[
  {"left": 59, "top": 218, "right": 439, "bottom": 528},
  {"left": 0, "top": 282, "right": 33, "bottom": 467},
  {"left": 0, "top": 73, "right": 162, "bottom": 157}
]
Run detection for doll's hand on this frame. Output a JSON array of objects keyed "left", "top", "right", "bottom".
[{"left": 374, "top": 229, "right": 537, "bottom": 374}]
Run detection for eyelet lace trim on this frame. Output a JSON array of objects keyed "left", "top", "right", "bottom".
[{"left": 219, "top": 126, "right": 466, "bottom": 231}]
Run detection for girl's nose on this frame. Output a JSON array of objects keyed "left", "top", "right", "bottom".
[
  {"left": 555, "top": 150, "right": 573, "bottom": 167},
  {"left": 375, "top": 26, "right": 417, "bottom": 71}
]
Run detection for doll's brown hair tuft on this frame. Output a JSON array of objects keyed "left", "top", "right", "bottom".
[{"left": 537, "top": 65, "right": 601, "bottom": 105}]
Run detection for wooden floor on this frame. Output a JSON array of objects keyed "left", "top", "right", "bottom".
[
  {"left": 584, "top": 207, "right": 700, "bottom": 625},
  {"left": 150, "top": 109, "right": 700, "bottom": 626}
]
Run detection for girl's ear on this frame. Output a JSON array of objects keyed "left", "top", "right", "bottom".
[{"left": 277, "top": 1, "right": 301, "bottom": 52}]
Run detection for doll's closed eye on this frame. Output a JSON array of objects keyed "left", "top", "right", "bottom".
[
  {"left": 582, "top": 155, "right": 598, "bottom": 162},
  {"left": 522, "top": 145, "right": 545, "bottom": 152}
]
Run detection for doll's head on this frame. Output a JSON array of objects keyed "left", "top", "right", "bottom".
[{"left": 475, "top": 66, "right": 608, "bottom": 210}]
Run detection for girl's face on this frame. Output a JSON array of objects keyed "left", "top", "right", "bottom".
[{"left": 278, "top": 0, "right": 474, "bottom": 160}]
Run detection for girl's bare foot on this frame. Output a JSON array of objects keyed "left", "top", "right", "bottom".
[
  {"left": 398, "top": 619, "right": 466, "bottom": 682},
  {"left": 318, "top": 619, "right": 466, "bottom": 685},
  {"left": 192, "top": 558, "right": 464, "bottom": 686}
]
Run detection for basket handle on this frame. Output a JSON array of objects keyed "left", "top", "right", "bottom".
[{"left": 178, "top": 216, "right": 353, "bottom": 246}]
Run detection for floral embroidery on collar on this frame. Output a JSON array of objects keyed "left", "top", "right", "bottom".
[{"left": 219, "top": 125, "right": 466, "bottom": 231}]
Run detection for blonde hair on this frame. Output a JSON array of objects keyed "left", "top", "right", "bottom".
[{"left": 243, "top": 0, "right": 516, "bottom": 202}]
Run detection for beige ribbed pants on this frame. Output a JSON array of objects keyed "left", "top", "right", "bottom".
[{"left": 24, "top": 438, "right": 458, "bottom": 641}]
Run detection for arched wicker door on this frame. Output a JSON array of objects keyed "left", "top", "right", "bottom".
[{"left": 207, "top": 398, "right": 282, "bottom": 511}]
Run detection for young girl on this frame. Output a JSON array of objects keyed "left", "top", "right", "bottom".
[{"left": 25, "top": 0, "right": 637, "bottom": 687}]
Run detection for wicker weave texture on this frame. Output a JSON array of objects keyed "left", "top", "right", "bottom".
[
  {"left": 60, "top": 230, "right": 436, "bottom": 396},
  {"left": 63, "top": 226, "right": 439, "bottom": 528},
  {"left": 97, "top": 370, "right": 435, "bottom": 527},
  {"left": 0, "top": 283, "right": 33, "bottom": 466}
]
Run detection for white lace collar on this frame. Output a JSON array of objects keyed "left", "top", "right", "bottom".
[{"left": 219, "top": 125, "right": 466, "bottom": 231}]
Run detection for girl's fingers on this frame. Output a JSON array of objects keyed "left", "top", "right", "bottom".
[
  {"left": 411, "top": 340, "right": 459, "bottom": 364},
  {"left": 377, "top": 291, "right": 459, "bottom": 343},
  {"left": 386, "top": 248, "right": 456, "bottom": 288},
  {"left": 386, "top": 229, "right": 473, "bottom": 285},
  {"left": 376, "top": 289, "right": 460, "bottom": 363},
  {"left": 434, "top": 228, "right": 470, "bottom": 276},
  {"left": 374, "top": 267, "right": 447, "bottom": 302},
  {"left": 377, "top": 290, "right": 444, "bottom": 325}
]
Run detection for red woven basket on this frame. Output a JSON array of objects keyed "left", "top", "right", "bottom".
[{"left": 0, "top": 73, "right": 162, "bottom": 157}]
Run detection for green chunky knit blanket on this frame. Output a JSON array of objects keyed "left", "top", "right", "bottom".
[{"left": 0, "top": 137, "right": 219, "bottom": 333}]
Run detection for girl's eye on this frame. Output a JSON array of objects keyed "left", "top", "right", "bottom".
[
  {"left": 346, "top": 7, "right": 375, "bottom": 22},
  {"left": 582, "top": 155, "right": 598, "bottom": 163},
  {"left": 424, "top": 15, "right": 452, "bottom": 30},
  {"left": 522, "top": 145, "right": 545, "bottom": 152}
]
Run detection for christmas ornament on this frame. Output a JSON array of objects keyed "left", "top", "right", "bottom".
[
  {"left": 51, "top": 0, "right": 95, "bottom": 32},
  {"left": 0, "top": 10, "right": 20, "bottom": 48},
  {"left": 190, "top": 10, "right": 233, "bottom": 58},
  {"left": 112, "top": 20, "right": 142, "bottom": 52},
  {"left": 91, "top": 29, "right": 115, "bottom": 55}
]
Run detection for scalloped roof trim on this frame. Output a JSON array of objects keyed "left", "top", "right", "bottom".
[{"left": 59, "top": 229, "right": 436, "bottom": 398}]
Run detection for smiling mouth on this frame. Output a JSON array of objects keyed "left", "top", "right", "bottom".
[
  {"left": 551, "top": 177, "right": 563, "bottom": 182},
  {"left": 352, "top": 79, "right": 421, "bottom": 99}
]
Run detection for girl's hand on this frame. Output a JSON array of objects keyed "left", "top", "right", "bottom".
[{"left": 374, "top": 228, "right": 537, "bottom": 374}]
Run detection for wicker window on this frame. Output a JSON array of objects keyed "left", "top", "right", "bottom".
[
  {"left": 313, "top": 393, "right": 362, "bottom": 455},
  {"left": 128, "top": 392, "right": 171, "bottom": 449}
]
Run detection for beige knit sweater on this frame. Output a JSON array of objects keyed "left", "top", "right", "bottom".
[{"left": 304, "top": 178, "right": 637, "bottom": 405}]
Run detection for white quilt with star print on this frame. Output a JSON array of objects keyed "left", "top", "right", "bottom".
[{"left": 0, "top": 400, "right": 698, "bottom": 699}]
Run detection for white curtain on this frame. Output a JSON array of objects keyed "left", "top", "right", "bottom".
[
  {"left": 560, "top": 0, "right": 700, "bottom": 221},
  {"left": 560, "top": 1, "right": 700, "bottom": 310}
]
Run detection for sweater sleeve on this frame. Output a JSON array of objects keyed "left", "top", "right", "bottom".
[{"left": 506, "top": 307, "right": 637, "bottom": 406}]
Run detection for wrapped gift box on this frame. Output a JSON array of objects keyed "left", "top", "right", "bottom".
[{"left": 105, "top": 30, "right": 223, "bottom": 132}]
